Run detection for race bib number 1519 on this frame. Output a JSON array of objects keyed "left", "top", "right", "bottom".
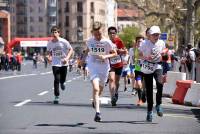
[{"left": 89, "top": 47, "right": 105, "bottom": 55}]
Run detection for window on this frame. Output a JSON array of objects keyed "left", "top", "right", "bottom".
[
  {"left": 65, "top": 16, "right": 69, "bottom": 27},
  {"left": 38, "top": 7, "right": 42, "bottom": 13},
  {"left": 39, "top": 17, "right": 43, "bottom": 22},
  {"left": 90, "top": 16, "right": 94, "bottom": 25},
  {"left": 77, "top": 16, "right": 83, "bottom": 27},
  {"left": 77, "top": 1, "right": 83, "bottom": 12},
  {"left": 65, "top": 2, "right": 69, "bottom": 12},
  {"left": 30, "top": 26, "right": 34, "bottom": 32},
  {"left": 30, "top": 7, "right": 34, "bottom": 12},
  {"left": 65, "top": 30, "right": 69, "bottom": 40},
  {"left": 90, "top": 2, "right": 94, "bottom": 13},
  {"left": 50, "top": 0, "right": 56, "bottom": 5},
  {"left": 30, "top": 16, "right": 34, "bottom": 22},
  {"left": 38, "top": 0, "right": 42, "bottom": 3}
]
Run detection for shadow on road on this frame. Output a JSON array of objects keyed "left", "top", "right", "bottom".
[
  {"left": 12, "top": 101, "right": 200, "bottom": 123},
  {"left": 12, "top": 101, "right": 145, "bottom": 110},
  {"left": 35, "top": 122, "right": 96, "bottom": 130},
  {"left": 191, "top": 109, "right": 200, "bottom": 123},
  {"left": 100, "top": 120, "right": 157, "bottom": 125}
]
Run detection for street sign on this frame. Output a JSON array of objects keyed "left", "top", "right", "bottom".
[{"left": 160, "top": 33, "right": 168, "bottom": 41}]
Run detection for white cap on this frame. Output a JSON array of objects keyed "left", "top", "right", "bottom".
[{"left": 149, "top": 26, "right": 161, "bottom": 34}]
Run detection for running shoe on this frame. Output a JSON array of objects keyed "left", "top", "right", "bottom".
[
  {"left": 156, "top": 105, "right": 163, "bottom": 117},
  {"left": 94, "top": 112, "right": 101, "bottom": 122},
  {"left": 53, "top": 96, "right": 59, "bottom": 104},
  {"left": 124, "top": 87, "right": 127, "bottom": 92},
  {"left": 131, "top": 88, "right": 137, "bottom": 95},
  {"left": 111, "top": 96, "right": 117, "bottom": 106},
  {"left": 115, "top": 93, "right": 118, "bottom": 102},
  {"left": 60, "top": 83, "right": 65, "bottom": 90},
  {"left": 146, "top": 111, "right": 153, "bottom": 122}
]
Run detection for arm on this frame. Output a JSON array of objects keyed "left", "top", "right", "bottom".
[
  {"left": 47, "top": 51, "right": 52, "bottom": 63},
  {"left": 99, "top": 49, "right": 117, "bottom": 60},
  {"left": 64, "top": 47, "right": 73, "bottom": 62},
  {"left": 139, "top": 50, "right": 152, "bottom": 61}
]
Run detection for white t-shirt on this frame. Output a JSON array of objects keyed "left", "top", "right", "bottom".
[
  {"left": 189, "top": 49, "right": 196, "bottom": 61},
  {"left": 87, "top": 36, "right": 115, "bottom": 72},
  {"left": 139, "top": 39, "right": 165, "bottom": 72},
  {"left": 47, "top": 37, "right": 72, "bottom": 67}
]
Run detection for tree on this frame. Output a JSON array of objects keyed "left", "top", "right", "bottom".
[{"left": 118, "top": 26, "right": 140, "bottom": 48}]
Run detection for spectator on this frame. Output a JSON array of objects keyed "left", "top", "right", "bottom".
[{"left": 195, "top": 42, "right": 200, "bottom": 82}]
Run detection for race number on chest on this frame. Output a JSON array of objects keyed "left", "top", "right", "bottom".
[
  {"left": 141, "top": 61, "right": 157, "bottom": 74},
  {"left": 110, "top": 55, "right": 122, "bottom": 65},
  {"left": 89, "top": 46, "right": 106, "bottom": 55},
  {"left": 53, "top": 50, "right": 63, "bottom": 58}
]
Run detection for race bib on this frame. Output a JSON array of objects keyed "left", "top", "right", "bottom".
[
  {"left": 53, "top": 50, "right": 63, "bottom": 58},
  {"left": 89, "top": 46, "right": 106, "bottom": 55},
  {"left": 110, "top": 55, "right": 122, "bottom": 65},
  {"left": 141, "top": 61, "right": 157, "bottom": 74}
]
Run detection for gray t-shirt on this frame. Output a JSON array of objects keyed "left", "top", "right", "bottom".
[{"left": 47, "top": 37, "right": 72, "bottom": 66}]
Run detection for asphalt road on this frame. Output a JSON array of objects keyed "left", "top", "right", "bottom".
[{"left": 0, "top": 61, "right": 200, "bottom": 134}]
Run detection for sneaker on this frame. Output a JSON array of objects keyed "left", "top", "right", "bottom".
[
  {"left": 124, "top": 87, "right": 127, "bottom": 92},
  {"left": 111, "top": 96, "right": 117, "bottom": 106},
  {"left": 131, "top": 89, "right": 137, "bottom": 95},
  {"left": 60, "top": 83, "right": 65, "bottom": 90},
  {"left": 146, "top": 111, "right": 153, "bottom": 122},
  {"left": 156, "top": 105, "right": 163, "bottom": 117},
  {"left": 115, "top": 93, "right": 118, "bottom": 102},
  {"left": 94, "top": 112, "right": 101, "bottom": 122},
  {"left": 53, "top": 96, "right": 59, "bottom": 104}
]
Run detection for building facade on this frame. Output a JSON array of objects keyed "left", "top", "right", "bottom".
[
  {"left": 58, "top": 0, "right": 115, "bottom": 43},
  {"left": 0, "top": 0, "right": 10, "bottom": 53},
  {"left": 8, "top": 0, "right": 117, "bottom": 42}
]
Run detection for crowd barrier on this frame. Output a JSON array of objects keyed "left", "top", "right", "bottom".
[
  {"left": 172, "top": 80, "right": 193, "bottom": 104},
  {"left": 163, "top": 71, "right": 186, "bottom": 97},
  {"left": 184, "top": 83, "right": 200, "bottom": 107}
]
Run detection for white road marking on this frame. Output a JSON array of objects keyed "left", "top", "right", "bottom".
[
  {"left": 0, "top": 74, "right": 37, "bottom": 80},
  {"left": 164, "top": 114, "right": 195, "bottom": 119},
  {"left": 90, "top": 97, "right": 111, "bottom": 104},
  {"left": 40, "top": 71, "right": 52, "bottom": 75},
  {"left": 100, "top": 97, "right": 111, "bottom": 104},
  {"left": 38, "top": 91, "right": 49, "bottom": 96},
  {"left": 66, "top": 80, "right": 72, "bottom": 82},
  {"left": 14, "top": 99, "right": 31, "bottom": 107},
  {"left": 73, "top": 78, "right": 76, "bottom": 80}
]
